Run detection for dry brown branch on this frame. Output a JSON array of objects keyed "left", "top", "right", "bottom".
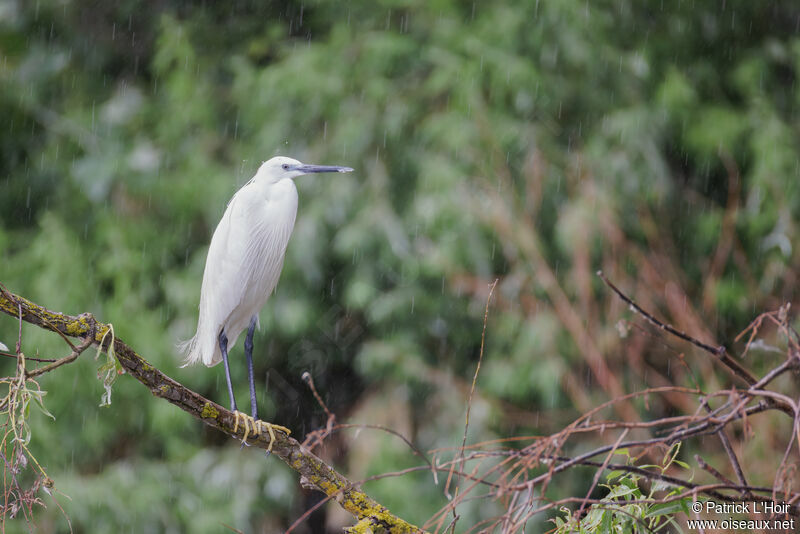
[
  {"left": 301, "top": 371, "right": 337, "bottom": 452},
  {"left": 414, "top": 275, "right": 800, "bottom": 532},
  {"left": 447, "top": 280, "right": 497, "bottom": 498},
  {"left": 696, "top": 454, "right": 737, "bottom": 487},
  {"left": 577, "top": 428, "right": 629, "bottom": 517},
  {"left": 597, "top": 270, "right": 759, "bottom": 386},
  {"left": 0, "top": 287, "right": 424, "bottom": 533},
  {"left": 0, "top": 352, "right": 58, "bottom": 363},
  {"left": 24, "top": 334, "right": 95, "bottom": 379}
]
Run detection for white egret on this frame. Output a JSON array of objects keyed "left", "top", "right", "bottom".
[{"left": 180, "top": 156, "right": 353, "bottom": 445}]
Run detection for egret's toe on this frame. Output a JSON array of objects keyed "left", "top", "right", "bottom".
[
  {"left": 233, "top": 411, "right": 290, "bottom": 451},
  {"left": 233, "top": 410, "right": 256, "bottom": 444}
]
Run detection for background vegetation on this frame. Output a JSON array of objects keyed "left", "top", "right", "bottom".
[{"left": 1, "top": 0, "right": 799, "bottom": 531}]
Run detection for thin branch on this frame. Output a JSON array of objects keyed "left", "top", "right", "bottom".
[
  {"left": 701, "top": 400, "right": 750, "bottom": 498},
  {"left": 25, "top": 335, "right": 95, "bottom": 379},
  {"left": 299, "top": 374, "right": 434, "bottom": 474},
  {"left": 446, "top": 279, "right": 498, "bottom": 502},
  {"left": 332, "top": 424, "right": 433, "bottom": 470},
  {"left": 695, "top": 454, "right": 736, "bottom": 487},
  {"left": 0, "top": 352, "right": 57, "bottom": 363},
  {"left": 597, "top": 271, "right": 758, "bottom": 386},
  {"left": 577, "top": 428, "right": 629, "bottom": 517},
  {"left": 302, "top": 371, "right": 334, "bottom": 421},
  {"left": 301, "top": 371, "right": 337, "bottom": 451}
]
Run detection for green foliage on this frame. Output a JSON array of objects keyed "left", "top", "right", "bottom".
[
  {"left": 1, "top": 0, "right": 799, "bottom": 530},
  {"left": 554, "top": 444, "right": 693, "bottom": 533}
]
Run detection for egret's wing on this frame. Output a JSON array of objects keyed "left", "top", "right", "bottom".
[
  {"left": 191, "top": 182, "right": 296, "bottom": 366},
  {"left": 196, "top": 191, "right": 252, "bottom": 338},
  {"left": 184, "top": 187, "right": 251, "bottom": 366}
]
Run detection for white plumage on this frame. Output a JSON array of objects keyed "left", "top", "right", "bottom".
[{"left": 180, "top": 156, "right": 353, "bottom": 369}]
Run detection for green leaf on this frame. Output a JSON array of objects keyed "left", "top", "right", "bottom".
[
  {"left": 28, "top": 386, "right": 56, "bottom": 421},
  {"left": 606, "top": 470, "right": 626, "bottom": 481},
  {"left": 607, "top": 484, "right": 638, "bottom": 499}
]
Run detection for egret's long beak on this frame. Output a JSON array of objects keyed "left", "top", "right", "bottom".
[{"left": 294, "top": 164, "right": 354, "bottom": 174}]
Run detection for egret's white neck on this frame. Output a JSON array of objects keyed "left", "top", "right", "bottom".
[{"left": 261, "top": 177, "right": 297, "bottom": 201}]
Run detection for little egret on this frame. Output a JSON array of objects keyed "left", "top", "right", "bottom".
[{"left": 180, "top": 156, "right": 353, "bottom": 446}]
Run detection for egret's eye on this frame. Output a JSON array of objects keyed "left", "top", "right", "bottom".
[{"left": 281, "top": 164, "right": 290, "bottom": 170}]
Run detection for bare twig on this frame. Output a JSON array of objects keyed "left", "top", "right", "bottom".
[
  {"left": 696, "top": 454, "right": 736, "bottom": 487},
  {"left": 700, "top": 399, "right": 750, "bottom": 498},
  {"left": 577, "top": 429, "right": 629, "bottom": 517},
  {"left": 0, "top": 352, "right": 57, "bottom": 363},
  {"left": 301, "top": 371, "right": 337, "bottom": 451},
  {"left": 302, "top": 371, "right": 334, "bottom": 421},
  {"left": 597, "top": 271, "right": 758, "bottom": 386},
  {"left": 333, "top": 424, "right": 433, "bottom": 469},
  {"left": 446, "top": 279, "right": 497, "bottom": 505},
  {"left": 25, "top": 334, "right": 95, "bottom": 379}
]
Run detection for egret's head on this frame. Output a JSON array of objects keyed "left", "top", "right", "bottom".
[{"left": 258, "top": 156, "right": 353, "bottom": 184}]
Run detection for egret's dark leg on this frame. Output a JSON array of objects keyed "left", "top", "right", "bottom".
[
  {"left": 244, "top": 315, "right": 258, "bottom": 419},
  {"left": 219, "top": 330, "right": 238, "bottom": 412}
]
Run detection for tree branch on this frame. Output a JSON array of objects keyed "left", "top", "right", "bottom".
[
  {"left": 25, "top": 334, "right": 95, "bottom": 379},
  {"left": 0, "top": 287, "right": 424, "bottom": 533},
  {"left": 597, "top": 270, "right": 758, "bottom": 386}
]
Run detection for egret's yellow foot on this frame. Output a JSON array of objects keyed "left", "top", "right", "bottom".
[
  {"left": 254, "top": 419, "right": 291, "bottom": 453},
  {"left": 232, "top": 410, "right": 255, "bottom": 443},
  {"left": 232, "top": 411, "right": 290, "bottom": 452}
]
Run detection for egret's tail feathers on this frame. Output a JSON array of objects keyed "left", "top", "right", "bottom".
[
  {"left": 178, "top": 332, "right": 221, "bottom": 367},
  {"left": 177, "top": 336, "right": 201, "bottom": 368}
]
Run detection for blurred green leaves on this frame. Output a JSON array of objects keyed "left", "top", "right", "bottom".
[{"left": 2, "top": 0, "right": 800, "bottom": 531}]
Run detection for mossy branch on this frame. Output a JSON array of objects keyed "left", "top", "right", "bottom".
[{"left": 0, "top": 287, "right": 424, "bottom": 533}]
